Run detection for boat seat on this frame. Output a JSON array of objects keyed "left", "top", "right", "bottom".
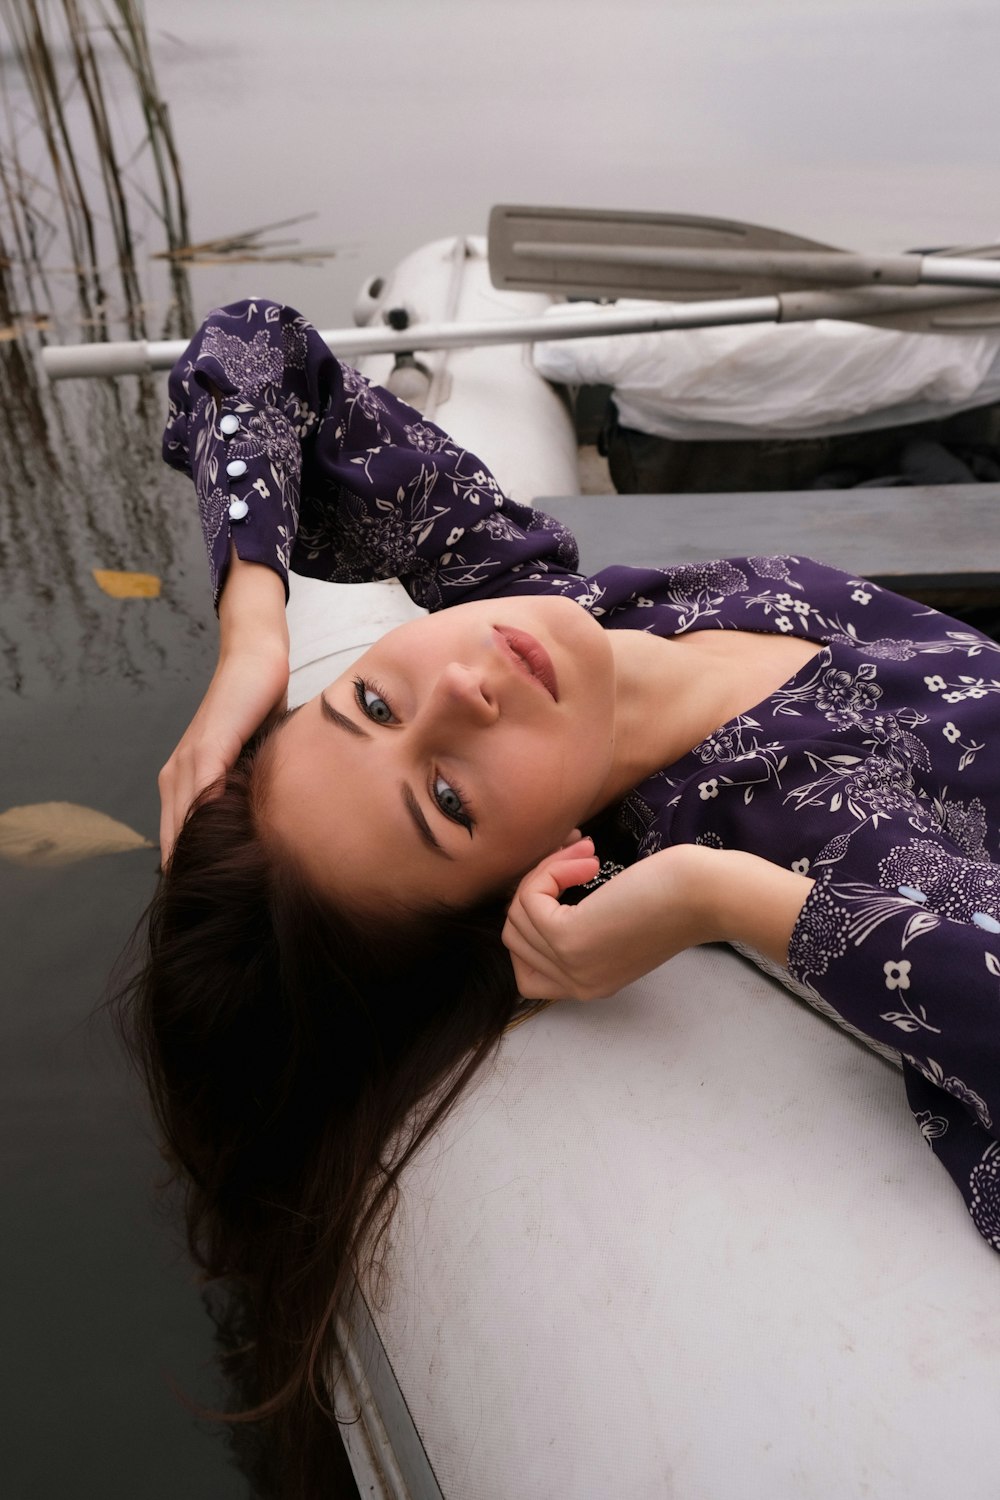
[{"left": 542, "top": 483, "right": 1000, "bottom": 609}]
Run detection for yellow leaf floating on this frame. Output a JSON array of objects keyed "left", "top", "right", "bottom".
[
  {"left": 92, "top": 569, "right": 162, "bottom": 599},
  {"left": 0, "top": 802, "right": 154, "bottom": 867}
]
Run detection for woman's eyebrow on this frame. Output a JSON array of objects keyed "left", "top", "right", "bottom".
[
  {"left": 402, "top": 784, "right": 454, "bottom": 860},
  {"left": 319, "top": 691, "right": 453, "bottom": 860},
  {"left": 319, "top": 691, "right": 370, "bottom": 738}
]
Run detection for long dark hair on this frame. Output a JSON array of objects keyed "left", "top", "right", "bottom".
[{"left": 115, "top": 718, "right": 525, "bottom": 1496}]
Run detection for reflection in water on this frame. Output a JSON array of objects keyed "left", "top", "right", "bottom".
[
  {"left": 0, "top": 1, "right": 208, "bottom": 698},
  {"left": 0, "top": 326, "right": 212, "bottom": 695},
  {"left": 0, "top": 16, "right": 250, "bottom": 1493},
  {"left": 0, "top": 3, "right": 340, "bottom": 702},
  {"left": 0, "top": 14, "right": 340, "bottom": 1493},
  {"left": 0, "top": 0, "right": 193, "bottom": 340}
]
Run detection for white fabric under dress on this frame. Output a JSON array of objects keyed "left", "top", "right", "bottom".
[{"left": 533, "top": 300, "right": 1000, "bottom": 441}]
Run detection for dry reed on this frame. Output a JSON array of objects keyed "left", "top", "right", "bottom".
[{"left": 0, "top": 0, "right": 193, "bottom": 339}]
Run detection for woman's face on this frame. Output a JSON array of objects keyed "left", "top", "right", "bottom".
[{"left": 263, "top": 595, "right": 617, "bottom": 911}]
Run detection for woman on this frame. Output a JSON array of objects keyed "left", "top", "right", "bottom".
[{"left": 128, "top": 299, "right": 1000, "bottom": 1487}]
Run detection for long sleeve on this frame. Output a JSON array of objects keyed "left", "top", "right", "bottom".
[
  {"left": 788, "top": 850, "right": 1000, "bottom": 1249},
  {"left": 638, "top": 556, "right": 1000, "bottom": 1254},
  {"left": 163, "top": 299, "right": 582, "bottom": 610}
]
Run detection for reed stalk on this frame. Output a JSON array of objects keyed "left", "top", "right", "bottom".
[
  {"left": 100, "top": 0, "right": 193, "bottom": 331},
  {"left": 0, "top": 0, "right": 194, "bottom": 339},
  {"left": 61, "top": 0, "right": 144, "bottom": 334}
]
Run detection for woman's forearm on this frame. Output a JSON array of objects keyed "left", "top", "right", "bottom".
[
  {"left": 159, "top": 550, "right": 289, "bottom": 861},
  {"left": 217, "top": 546, "right": 289, "bottom": 659},
  {"left": 694, "top": 847, "right": 814, "bottom": 966}
]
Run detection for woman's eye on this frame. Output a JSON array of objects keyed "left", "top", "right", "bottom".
[
  {"left": 434, "top": 776, "right": 463, "bottom": 817},
  {"left": 355, "top": 678, "right": 395, "bottom": 724},
  {"left": 434, "top": 775, "right": 472, "bottom": 832}
]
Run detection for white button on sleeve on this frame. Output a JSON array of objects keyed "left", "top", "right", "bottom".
[
  {"left": 219, "top": 413, "right": 240, "bottom": 436},
  {"left": 226, "top": 459, "right": 248, "bottom": 478},
  {"left": 228, "top": 498, "right": 250, "bottom": 522}
]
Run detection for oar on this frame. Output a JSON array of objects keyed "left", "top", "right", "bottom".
[
  {"left": 511, "top": 242, "right": 1000, "bottom": 291},
  {"left": 40, "top": 280, "right": 1000, "bottom": 381},
  {"left": 489, "top": 204, "right": 1000, "bottom": 299}
]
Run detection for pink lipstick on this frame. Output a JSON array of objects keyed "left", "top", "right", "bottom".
[{"left": 494, "top": 626, "right": 559, "bottom": 701}]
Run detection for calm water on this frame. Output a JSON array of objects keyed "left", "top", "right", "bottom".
[{"left": 3, "top": 1, "right": 1000, "bottom": 1493}]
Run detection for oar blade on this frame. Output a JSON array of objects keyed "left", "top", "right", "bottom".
[{"left": 488, "top": 203, "right": 841, "bottom": 300}]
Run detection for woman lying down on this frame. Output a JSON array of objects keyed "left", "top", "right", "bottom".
[{"left": 122, "top": 299, "right": 1000, "bottom": 1475}]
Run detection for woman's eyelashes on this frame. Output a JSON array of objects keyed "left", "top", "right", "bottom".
[
  {"left": 353, "top": 677, "right": 476, "bottom": 835},
  {"left": 433, "top": 773, "right": 475, "bottom": 835},
  {"left": 355, "top": 676, "right": 396, "bottom": 724}
]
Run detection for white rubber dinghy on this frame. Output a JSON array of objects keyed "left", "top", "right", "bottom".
[
  {"left": 289, "top": 606, "right": 1000, "bottom": 1500},
  {"left": 282, "top": 239, "right": 1000, "bottom": 1500}
]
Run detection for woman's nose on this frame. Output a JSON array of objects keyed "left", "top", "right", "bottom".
[{"left": 425, "top": 662, "right": 498, "bottom": 728}]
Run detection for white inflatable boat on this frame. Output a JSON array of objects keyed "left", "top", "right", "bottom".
[
  {"left": 34, "top": 208, "right": 1000, "bottom": 1498},
  {"left": 276, "top": 237, "right": 1000, "bottom": 1500}
]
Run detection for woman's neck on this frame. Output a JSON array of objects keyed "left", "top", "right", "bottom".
[{"left": 588, "top": 626, "right": 819, "bottom": 812}]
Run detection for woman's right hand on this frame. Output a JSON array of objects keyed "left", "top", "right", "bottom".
[
  {"left": 158, "top": 550, "right": 290, "bottom": 865},
  {"left": 158, "top": 638, "right": 289, "bottom": 865}
]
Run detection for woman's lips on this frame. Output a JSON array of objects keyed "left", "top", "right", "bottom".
[{"left": 493, "top": 626, "right": 559, "bottom": 701}]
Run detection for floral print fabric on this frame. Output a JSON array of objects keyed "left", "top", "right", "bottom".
[
  {"left": 163, "top": 300, "right": 578, "bottom": 607},
  {"left": 165, "top": 300, "right": 1000, "bottom": 1253}
]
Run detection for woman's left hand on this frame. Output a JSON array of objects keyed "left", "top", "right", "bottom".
[
  {"left": 503, "top": 839, "right": 815, "bottom": 1001},
  {"left": 502, "top": 839, "right": 713, "bottom": 1001}
]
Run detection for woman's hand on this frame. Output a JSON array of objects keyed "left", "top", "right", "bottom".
[
  {"left": 502, "top": 839, "right": 714, "bottom": 1002},
  {"left": 158, "top": 551, "right": 289, "bottom": 865},
  {"left": 158, "top": 641, "right": 289, "bottom": 864},
  {"left": 502, "top": 840, "right": 815, "bottom": 1002}
]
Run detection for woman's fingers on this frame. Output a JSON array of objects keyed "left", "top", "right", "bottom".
[
  {"left": 531, "top": 850, "right": 600, "bottom": 896},
  {"left": 158, "top": 802, "right": 173, "bottom": 867},
  {"left": 503, "top": 841, "right": 600, "bottom": 998},
  {"left": 158, "top": 762, "right": 184, "bottom": 866},
  {"left": 506, "top": 851, "right": 596, "bottom": 937},
  {"left": 503, "top": 914, "right": 572, "bottom": 997},
  {"left": 507, "top": 843, "right": 598, "bottom": 928},
  {"left": 503, "top": 937, "right": 568, "bottom": 999},
  {"left": 514, "top": 852, "right": 600, "bottom": 929},
  {"left": 155, "top": 638, "right": 289, "bottom": 868},
  {"left": 158, "top": 746, "right": 229, "bottom": 866},
  {"left": 517, "top": 838, "right": 597, "bottom": 896}
]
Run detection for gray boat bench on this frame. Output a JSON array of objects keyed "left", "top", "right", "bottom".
[{"left": 542, "top": 483, "right": 1000, "bottom": 609}]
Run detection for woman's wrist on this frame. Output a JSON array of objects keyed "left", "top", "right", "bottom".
[
  {"left": 218, "top": 547, "right": 289, "bottom": 658},
  {"left": 685, "top": 845, "right": 815, "bottom": 966}
]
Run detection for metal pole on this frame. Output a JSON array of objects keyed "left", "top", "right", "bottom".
[
  {"left": 39, "top": 278, "right": 1000, "bottom": 381},
  {"left": 42, "top": 297, "right": 782, "bottom": 379}
]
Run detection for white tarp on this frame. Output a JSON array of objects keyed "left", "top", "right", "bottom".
[{"left": 533, "top": 300, "right": 1000, "bottom": 441}]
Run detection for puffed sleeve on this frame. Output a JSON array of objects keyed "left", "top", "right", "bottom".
[
  {"left": 787, "top": 851, "right": 1000, "bottom": 1251},
  {"left": 163, "top": 299, "right": 582, "bottom": 610}
]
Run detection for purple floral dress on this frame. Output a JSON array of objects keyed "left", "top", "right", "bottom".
[{"left": 165, "top": 300, "right": 1000, "bottom": 1255}]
